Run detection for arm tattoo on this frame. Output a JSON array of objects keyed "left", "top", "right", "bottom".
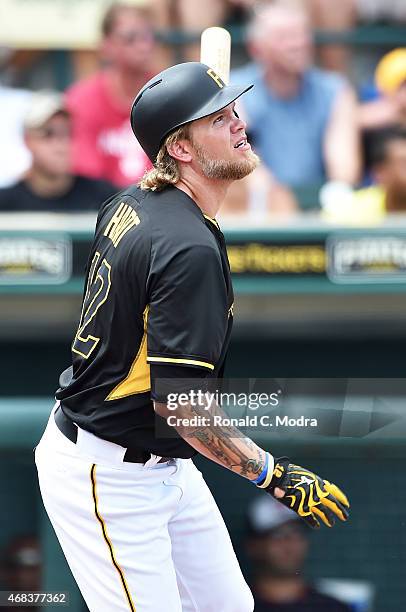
[{"left": 172, "top": 396, "right": 266, "bottom": 478}]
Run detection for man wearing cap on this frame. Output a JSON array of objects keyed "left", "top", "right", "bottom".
[
  {"left": 35, "top": 62, "right": 349, "bottom": 612},
  {"left": 246, "top": 497, "right": 351, "bottom": 611},
  {"left": 0, "top": 91, "right": 117, "bottom": 212},
  {"left": 359, "top": 48, "right": 406, "bottom": 175}
]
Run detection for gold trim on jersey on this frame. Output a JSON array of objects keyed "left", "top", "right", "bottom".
[
  {"left": 90, "top": 464, "right": 136, "bottom": 612},
  {"left": 203, "top": 214, "right": 220, "bottom": 231},
  {"left": 147, "top": 356, "right": 215, "bottom": 371},
  {"left": 106, "top": 307, "right": 151, "bottom": 400},
  {"left": 104, "top": 201, "right": 140, "bottom": 248}
]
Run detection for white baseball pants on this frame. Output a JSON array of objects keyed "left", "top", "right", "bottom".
[{"left": 35, "top": 406, "right": 254, "bottom": 612}]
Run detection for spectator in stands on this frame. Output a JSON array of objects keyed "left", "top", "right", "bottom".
[
  {"left": 0, "top": 85, "right": 31, "bottom": 187},
  {"left": 0, "top": 536, "right": 41, "bottom": 611},
  {"left": 66, "top": 2, "right": 155, "bottom": 187},
  {"left": 0, "top": 92, "right": 117, "bottom": 212},
  {"left": 245, "top": 496, "right": 351, "bottom": 611},
  {"left": 231, "top": 2, "right": 361, "bottom": 191},
  {"left": 357, "top": 49, "right": 406, "bottom": 177},
  {"left": 352, "top": 127, "right": 406, "bottom": 221},
  {"left": 359, "top": 48, "right": 406, "bottom": 131}
]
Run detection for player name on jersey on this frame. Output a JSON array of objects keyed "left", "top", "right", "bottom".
[{"left": 104, "top": 202, "right": 140, "bottom": 248}]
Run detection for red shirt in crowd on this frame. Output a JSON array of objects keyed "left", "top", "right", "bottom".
[{"left": 66, "top": 72, "right": 152, "bottom": 188}]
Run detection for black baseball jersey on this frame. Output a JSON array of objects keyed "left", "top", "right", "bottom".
[{"left": 56, "top": 184, "right": 234, "bottom": 458}]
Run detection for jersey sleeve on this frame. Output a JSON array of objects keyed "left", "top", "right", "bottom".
[
  {"left": 150, "top": 364, "right": 210, "bottom": 402},
  {"left": 146, "top": 244, "right": 228, "bottom": 372}
]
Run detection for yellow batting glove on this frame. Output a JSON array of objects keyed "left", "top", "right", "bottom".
[{"left": 260, "top": 456, "right": 350, "bottom": 529}]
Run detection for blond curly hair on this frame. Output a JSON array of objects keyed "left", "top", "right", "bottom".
[{"left": 138, "top": 125, "right": 191, "bottom": 191}]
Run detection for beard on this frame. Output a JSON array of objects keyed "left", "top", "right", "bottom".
[{"left": 193, "top": 142, "right": 260, "bottom": 180}]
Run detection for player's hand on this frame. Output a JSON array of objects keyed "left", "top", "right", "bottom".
[{"left": 265, "top": 457, "right": 350, "bottom": 529}]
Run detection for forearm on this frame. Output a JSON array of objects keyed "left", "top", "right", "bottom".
[
  {"left": 154, "top": 384, "right": 349, "bottom": 529},
  {"left": 154, "top": 396, "right": 349, "bottom": 528},
  {"left": 358, "top": 98, "right": 398, "bottom": 130},
  {"left": 325, "top": 131, "right": 361, "bottom": 185},
  {"left": 325, "top": 87, "right": 361, "bottom": 185},
  {"left": 154, "top": 397, "right": 272, "bottom": 482}
]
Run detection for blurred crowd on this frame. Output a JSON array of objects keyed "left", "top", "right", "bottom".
[
  {"left": 0, "top": 536, "right": 41, "bottom": 612},
  {"left": 1, "top": 0, "right": 406, "bottom": 224},
  {"left": 0, "top": 500, "right": 368, "bottom": 612},
  {"left": 245, "top": 496, "right": 354, "bottom": 611}
]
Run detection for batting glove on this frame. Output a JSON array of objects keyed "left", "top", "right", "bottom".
[{"left": 256, "top": 455, "right": 350, "bottom": 529}]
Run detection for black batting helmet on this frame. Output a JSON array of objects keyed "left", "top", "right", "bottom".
[{"left": 130, "top": 62, "right": 253, "bottom": 163}]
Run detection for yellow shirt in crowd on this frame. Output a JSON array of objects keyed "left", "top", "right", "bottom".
[
  {"left": 352, "top": 185, "right": 386, "bottom": 223},
  {"left": 322, "top": 185, "right": 387, "bottom": 225}
]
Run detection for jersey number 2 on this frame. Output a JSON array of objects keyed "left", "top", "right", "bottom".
[{"left": 72, "top": 252, "right": 112, "bottom": 359}]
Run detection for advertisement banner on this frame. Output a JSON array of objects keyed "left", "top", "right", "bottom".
[{"left": 0, "top": 0, "right": 145, "bottom": 49}]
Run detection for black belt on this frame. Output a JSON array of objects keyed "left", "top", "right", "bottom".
[{"left": 54, "top": 405, "right": 168, "bottom": 464}]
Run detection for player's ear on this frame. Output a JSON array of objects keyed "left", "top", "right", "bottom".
[{"left": 166, "top": 139, "right": 193, "bottom": 163}]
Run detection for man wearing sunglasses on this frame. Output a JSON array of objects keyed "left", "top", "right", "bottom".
[{"left": 0, "top": 91, "right": 117, "bottom": 212}]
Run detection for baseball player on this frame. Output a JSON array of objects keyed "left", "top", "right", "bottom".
[{"left": 35, "top": 63, "right": 349, "bottom": 612}]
